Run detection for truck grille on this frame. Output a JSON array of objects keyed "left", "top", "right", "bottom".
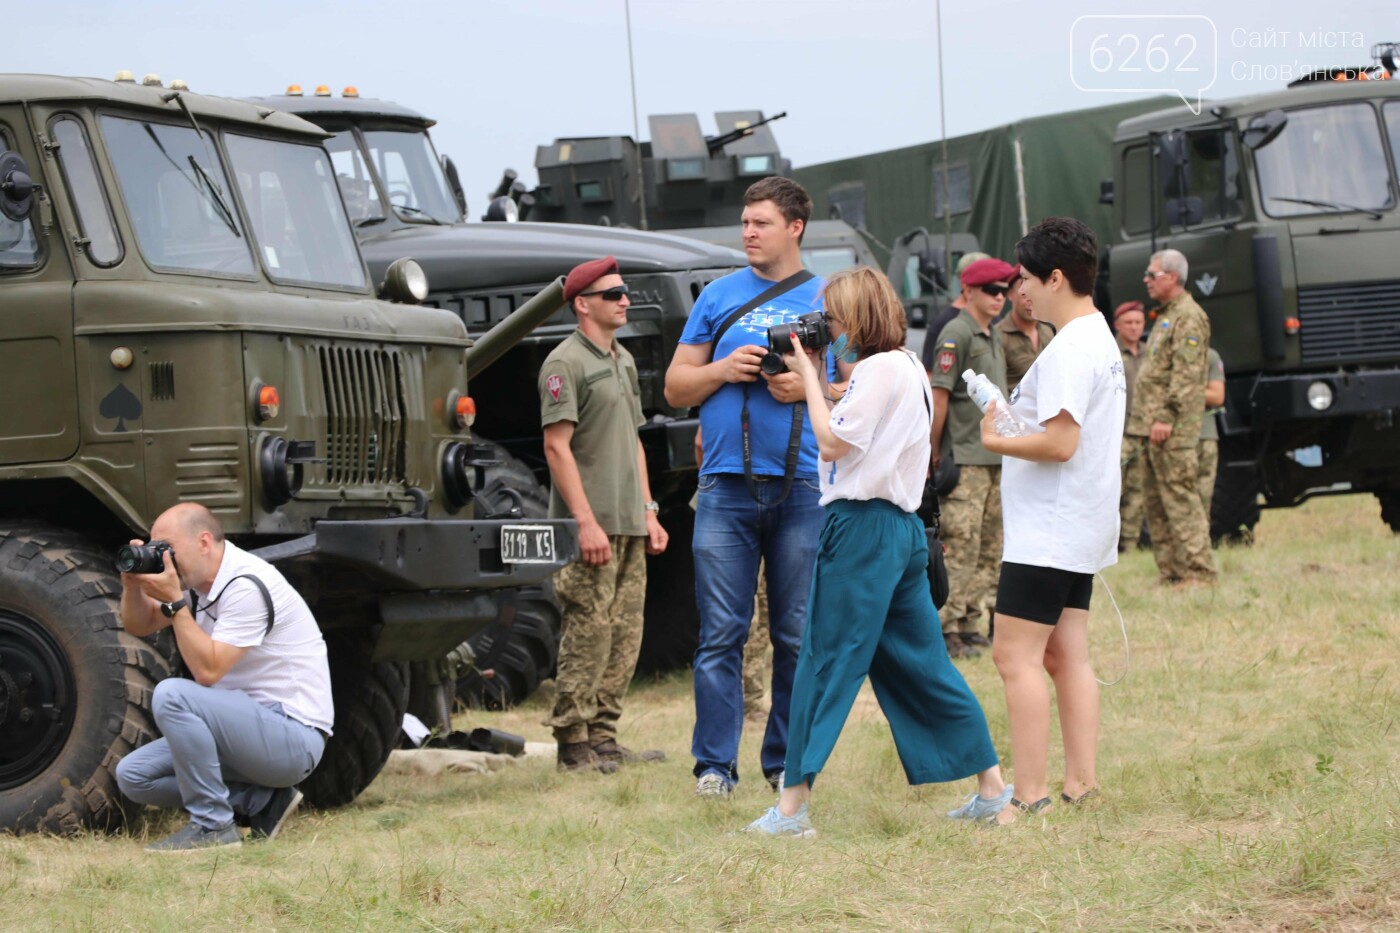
[
  {"left": 1297, "top": 281, "right": 1400, "bottom": 363},
  {"left": 318, "top": 346, "right": 408, "bottom": 484}
]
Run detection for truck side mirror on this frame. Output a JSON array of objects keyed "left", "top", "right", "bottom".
[
  {"left": 0, "top": 151, "right": 35, "bottom": 222},
  {"left": 441, "top": 154, "right": 467, "bottom": 218},
  {"left": 1242, "top": 110, "right": 1288, "bottom": 151}
]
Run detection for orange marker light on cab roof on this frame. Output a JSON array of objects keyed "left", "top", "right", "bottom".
[
  {"left": 315, "top": 85, "right": 332, "bottom": 97},
  {"left": 455, "top": 395, "right": 476, "bottom": 429},
  {"left": 257, "top": 384, "right": 281, "bottom": 421},
  {"left": 343, "top": 86, "right": 360, "bottom": 98},
  {"left": 286, "top": 84, "right": 303, "bottom": 96}
]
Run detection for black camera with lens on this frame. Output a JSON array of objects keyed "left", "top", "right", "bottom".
[
  {"left": 760, "top": 312, "right": 830, "bottom": 375},
  {"left": 115, "top": 540, "right": 175, "bottom": 575}
]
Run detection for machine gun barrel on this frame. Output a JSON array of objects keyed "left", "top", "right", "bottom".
[
  {"left": 705, "top": 111, "right": 787, "bottom": 155},
  {"left": 465, "top": 276, "right": 566, "bottom": 381}
]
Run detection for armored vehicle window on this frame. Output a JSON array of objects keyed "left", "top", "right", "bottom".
[
  {"left": 362, "top": 129, "right": 459, "bottom": 224},
  {"left": 0, "top": 128, "right": 41, "bottom": 270},
  {"left": 803, "top": 246, "right": 859, "bottom": 278},
  {"left": 50, "top": 117, "right": 122, "bottom": 266},
  {"left": 224, "top": 133, "right": 366, "bottom": 290},
  {"left": 100, "top": 116, "right": 254, "bottom": 277},
  {"left": 932, "top": 162, "right": 971, "bottom": 219},
  {"left": 1122, "top": 145, "right": 1151, "bottom": 234},
  {"left": 1256, "top": 103, "right": 1393, "bottom": 218},
  {"left": 323, "top": 131, "right": 385, "bottom": 227}
]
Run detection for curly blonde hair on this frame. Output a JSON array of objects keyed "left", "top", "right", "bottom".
[{"left": 821, "top": 266, "right": 906, "bottom": 359}]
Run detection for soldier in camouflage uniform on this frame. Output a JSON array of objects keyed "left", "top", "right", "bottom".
[
  {"left": 741, "top": 571, "right": 771, "bottom": 721},
  {"left": 1115, "top": 301, "right": 1147, "bottom": 551},
  {"left": 929, "top": 257, "right": 1017, "bottom": 658},
  {"left": 540, "top": 257, "right": 670, "bottom": 772},
  {"left": 1198, "top": 348, "right": 1226, "bottom": 519},
  {"left": 1125, "top": 250, "right": 1216, "bottom": 584}
]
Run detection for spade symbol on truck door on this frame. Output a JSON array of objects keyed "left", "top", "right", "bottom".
[{"left": 99, "top": 383, "right": 142, "bottom": 432}]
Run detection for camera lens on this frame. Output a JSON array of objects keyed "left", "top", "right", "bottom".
[
  {"left": 114, "top": 545, "right": 142, "bottom": 574},
  {"left": 759, "top": 352, "right": 788, "bottom": 376}
]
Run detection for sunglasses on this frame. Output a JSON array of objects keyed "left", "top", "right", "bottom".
[
  {"left": 579, "top": 284, "right": 630, "bottom": 302},
  {"left": 980, "top": 284, "right": 1010, "bottom": 298},
  {"left": 1143, "top": 270, "right": 1168, "bottom": 280}
]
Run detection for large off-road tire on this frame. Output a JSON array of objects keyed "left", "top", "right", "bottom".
[
  {"left": 0, "top": 523, "right": 169, "bottom": 835},
  {"left": 1377, "top": 490, "right": 1400, "bottom": 533},
  {"left": 301, "top": 630, "right": 408, "bottom": 809},
  {"left": 1210, "top": 441, "right": 1263, "bottom": 545},
  {"left": 454, "top": 441, "right": 562, "bottom": 710},
  {"left": 636, "top": 504, "right": 699, "bottom": 675}
]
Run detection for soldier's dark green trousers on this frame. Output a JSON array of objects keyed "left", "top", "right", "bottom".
[{"left": 783, "top": 499, "right": 999, "bottom": 789}]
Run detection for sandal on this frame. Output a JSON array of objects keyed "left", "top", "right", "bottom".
[
  {"left": 1060, "top": 788, "right": 1100, "bottom": 806},
  {"left": 995, "top": 796, "right": 1053, "bottom": 825}
]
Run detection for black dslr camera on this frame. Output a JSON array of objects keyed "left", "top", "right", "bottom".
[
  {"left": 115, "top": 540, "right": 176, "bottom": 575},
  {"left": 760, "top": 312, "right": 830, "bottom": 375}
]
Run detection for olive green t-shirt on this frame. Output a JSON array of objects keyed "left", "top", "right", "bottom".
[
  {"left": 1200, "top": 348, "right": 1224, "bottom": 442},
  {"left": 538, "top": 329, "right": 646, "bottom": 536},
  {"left": 929, "top": 309, "right": 1007, "bottom": 466}
]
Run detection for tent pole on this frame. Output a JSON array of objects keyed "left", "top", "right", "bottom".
[
  {"left": 1013, "top": 137, "right": 1029, "bottom": 236},
  {"left": 935, "top": 0, "right": 952, "bottom": 274}
]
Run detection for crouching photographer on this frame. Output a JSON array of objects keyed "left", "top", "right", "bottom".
[{"left": 115, "top": 503, "right": 333, "bottom": 853}]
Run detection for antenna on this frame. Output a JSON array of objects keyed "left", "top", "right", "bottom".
[{"left": 624, "top": 0, "right": 649, "bottom": 230}]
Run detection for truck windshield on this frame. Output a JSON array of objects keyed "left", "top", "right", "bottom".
[
  {"left": 224, "top": 134, "right": 366, "bottom": 290},
  {"left": 1255, "top": 103, "right": 1395, "bottom": 218},
  {"left": 361, "top": 129, "right": 460, "bottom": 224},
  {"left": 802, "top": 246, "right": 859, "bottom": 278},
  {"left": 323, "top": 130, "right": 386, "bottom": 227},
  {"left": 100, "top": 116, "right": 255, "bottom": 276}
]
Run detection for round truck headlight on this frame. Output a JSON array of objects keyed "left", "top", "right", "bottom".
[{"left": 1306, "top": 381, "right": 1334, "bottom": 411}]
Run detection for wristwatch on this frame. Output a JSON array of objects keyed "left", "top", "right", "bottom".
[
  {"left": 643, "top": 501, "right": 660, "bottom": 513},
  {"left": 159, "top": 597, "right": 189, "bottom": 619}
]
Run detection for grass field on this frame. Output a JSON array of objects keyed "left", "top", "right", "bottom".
[{"left": 3, "top": 495, "right": 1397, "bottom": 931}]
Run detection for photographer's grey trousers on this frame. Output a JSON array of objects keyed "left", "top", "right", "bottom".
[{"left": 116, "top": 679, "right": 326, "bottom": 830}]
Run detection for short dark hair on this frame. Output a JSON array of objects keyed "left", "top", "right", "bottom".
[
  {"left": 1016, "top": 217, "right": 1098, "bottom": 297},
  {"left": 744, "top": 176, "right": 812, "bottom": 229}
]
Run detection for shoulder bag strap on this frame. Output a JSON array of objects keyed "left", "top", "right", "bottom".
[{"left": 706, "top": 268, "right": 815, "bottom": 362}]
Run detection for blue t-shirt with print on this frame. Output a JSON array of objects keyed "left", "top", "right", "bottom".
[{"left": 679, "top": 267, "right": 825, "bottom": 478}]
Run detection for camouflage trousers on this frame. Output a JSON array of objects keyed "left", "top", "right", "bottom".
[
  {"left": 544, "top": 535, "right": 647, "bottom": 745},
  {"left": 741, "top": 568, "right": 771, "bottom": 717},
  {"left": 1120, "top": 434, "right": 1148, "bottom": 549},
  {"left": 939, "top": 464, "right": 1002, "bottom": 635},
  {"left": 1144, "top": 443, "right": 1217, "bottom": 583},
  {"left": 1197, "top": 438, "right": 1219, "bottom": 519}
]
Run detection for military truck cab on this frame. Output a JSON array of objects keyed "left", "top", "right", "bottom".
[
  {"left": 1108, "top": 58, "right": 1400, "bottom": 535},
  {"left": 0, "top": 73, "right": 578, "bottom": 834}
]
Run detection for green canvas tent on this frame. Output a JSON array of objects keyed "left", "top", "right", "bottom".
[{"left": 794, "top": 96, "right": 1175, "bottom": 264}]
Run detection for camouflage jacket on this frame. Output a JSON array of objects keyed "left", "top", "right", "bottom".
[{"left": 1126, "top": 292, "right": 1211, "bottom": 446}]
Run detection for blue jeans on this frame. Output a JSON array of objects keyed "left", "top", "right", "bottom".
[
  {"left": 116, "top": 679, "right": 326, "bottom": 830},
  {"left": 691, "top": 472, "right": 823, "bottom": 784}
]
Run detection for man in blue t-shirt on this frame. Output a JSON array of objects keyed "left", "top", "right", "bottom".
[{"left": 665, "top": 176, "right": 826, "bottom": 797}]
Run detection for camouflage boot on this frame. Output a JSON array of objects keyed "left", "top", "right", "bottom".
[
  {"left": 557, "top": 741, "right": 618, "bottom": 774},
  {"left": 591, "top": 738, "right": 666, "bottom": 765}
]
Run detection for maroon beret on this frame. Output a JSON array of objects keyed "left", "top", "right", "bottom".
[
  {"left": 1114, "top": 300, "right": 1145, "bottom": 320},
  {"left": 960, "top": 258, "right": 1017, "bottom": 288},
  {"left": 564, "top": 256, "right": 620, "bottom": 303}
]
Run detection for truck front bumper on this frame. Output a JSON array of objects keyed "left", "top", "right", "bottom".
[{"left": 1241, "top": 368, "right": 1400, "bottom": 424}]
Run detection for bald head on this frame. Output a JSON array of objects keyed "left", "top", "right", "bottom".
[
  {"left": 148, "top": 503, "right": 226, "bottom": 590},
  {"left": 160, "top": 503, "right": 226, "bottom": 543}
]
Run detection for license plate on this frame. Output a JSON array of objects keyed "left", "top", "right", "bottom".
[{"left": 500, "top": 524, "right": 556, "bottom": 564}]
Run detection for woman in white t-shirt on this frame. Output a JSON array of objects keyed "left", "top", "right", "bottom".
[
  {"left": 742, "top": 267, "right": 1008, "bottom": 838},
  {"left": 974, "top": 218, "right": 1126, "bottom": 825}
]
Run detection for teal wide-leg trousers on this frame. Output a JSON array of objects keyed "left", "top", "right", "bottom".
[{"left": 783, "top": 498, "right": 999, "bottom": 788}]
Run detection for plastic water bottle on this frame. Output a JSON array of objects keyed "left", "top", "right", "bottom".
[{"left": 963, "top": 370, "right": 1030, "bottom": 437}]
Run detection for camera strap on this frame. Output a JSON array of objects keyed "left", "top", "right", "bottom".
[
  {"left": 709, "top": 269, "right": 815, "bottom": 506},
  {"left": 189, "top": 574, "right": 276, "bottom": 637}
]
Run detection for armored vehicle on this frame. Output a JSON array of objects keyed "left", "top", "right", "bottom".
[
  {"left": 0, "top": 73, "right": 577, "bottom": 834},
  {"left": 244, "top": 88, "right": 742, "bottom": 676},
  {"left": 1105, "top": 48, "right": 1400, "bottom": 537}
]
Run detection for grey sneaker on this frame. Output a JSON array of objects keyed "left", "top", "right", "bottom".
[
  {"left": 248, "top": 786, "right": 303, "bottom": 841},
  {"left": 744, "top": 803, "right": 816, "bottom": 838},
  {"left": 946, "top": 784, "right": 1014, "bottom": 822},
  {"left": 695, "top": 772, "right": 733, "bottom": 798},
  {"left": 146, "top": 820, "right": 242, "bottom": 854}
]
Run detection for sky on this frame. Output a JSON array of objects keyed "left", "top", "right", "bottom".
[{"left": 12, "top": 0, "right": 1397, "bottom": 219}]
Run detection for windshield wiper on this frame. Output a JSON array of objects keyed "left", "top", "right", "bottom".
[
  {"left": 355, "top": 215, "right": 388, "bottom": 228},
  {"left": 187, "top": 155, "right": 241, "bottom": 236},
  {"left": 1269, "top": 196, "right": 1385, "bottom": 220},
  {"left": 392, "top": 202, "right": 444, "bottom": 225}
]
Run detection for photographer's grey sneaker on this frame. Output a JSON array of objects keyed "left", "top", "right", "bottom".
[
  {"left": 695, "top": 772, "right": 732, "bottom": 798},
  {"left": 946, "top": 784, "right": 1014, "bottom": 822},
  {"left": 248, "top": 786, "right": 303, "bottom": 841},
  {"left": 146, "top": 820, "right": 242, "bottom": 854}
]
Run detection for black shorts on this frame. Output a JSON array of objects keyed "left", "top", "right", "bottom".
[{"left": 995, "top": 562, "right": 1094, "bottom": 626}]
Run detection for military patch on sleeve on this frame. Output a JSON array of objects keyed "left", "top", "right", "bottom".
[
  {"left": 1186, "top": 336, "right": 1199, "bottom": 347},
  {"left": 545, "top": 373, "right": 564, "bottom": 403},
  {"left": 937, "top": 349, "right": 956, "bottom": 374}
]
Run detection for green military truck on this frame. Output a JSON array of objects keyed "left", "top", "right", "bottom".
[
  {"left": 0, "top": 73, "right": 578, "bottom": 834},
  {"left": 1105, "top": 56, "right": 1400, "bottom": 536},
  {"left": 243, "top": 88, "right": 742, "bottom": 676}
]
